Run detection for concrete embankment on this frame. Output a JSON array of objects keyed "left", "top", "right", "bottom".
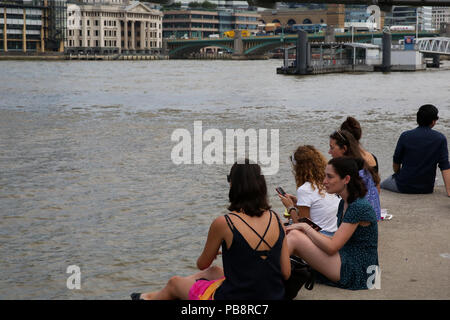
[
  {"left": 295, "top": 186, "right": 450, "bottom": 300},
  {"left": 0, "top": 53, "right": 65, "bottom": 60},
  {"left": 0, "top": 53, "right": 169, "bottom": 61},
  {"left": 67, "top": 54, "right": 169, "bottom": 61}
]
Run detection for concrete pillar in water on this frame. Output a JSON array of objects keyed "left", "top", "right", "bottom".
[
  {"left": 432, "top": 54, "right": 440, "bottom": 68},
  {"left": 382, "top": 31, "right": 392, "bottom": 72},
  {"left": 306, "top": 43, "right": 311, "bottom": 69},
  {"left": 162, "top": 39, "right": 168, "bottom": 55},
  {"left": 296, "top": 30, "right": 308, "bottom": 75},
  {"left": 233, "top": 30, "right": 244, "bottom": 56}
]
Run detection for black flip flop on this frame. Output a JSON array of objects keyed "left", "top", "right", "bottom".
[{"left": 130, "top": 292, "right": 143, "bottom": 300}]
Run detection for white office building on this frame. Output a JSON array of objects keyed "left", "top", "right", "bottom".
[
  {"left": 66, "top": 0, "right": 163, "bottom": 54},
  {"left": 432, "top": 6, "right": 450, "bottom": 31},
  {"left": 385, "top": 6, "right": 433, "bottom": 31}
]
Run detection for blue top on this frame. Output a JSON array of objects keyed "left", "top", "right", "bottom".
[
  {"left": 336, "top": 198, "right": 379, "bottom": 290},
  {"left": 359, "top": 169, "right": 381, "bottom": 221},
  {"left": 214, "top": 211, "right": 285, "bottom": 300},
  {"left": 393, "top": 126, "right": 450, "bottom": 194}
]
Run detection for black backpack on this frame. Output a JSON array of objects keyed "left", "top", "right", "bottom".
[{"left": 284, "top": 255, "right": 315, "bottom": 300}]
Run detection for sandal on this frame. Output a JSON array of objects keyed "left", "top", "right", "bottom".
[{"left": 130, "top": 292, "right": 143, "bottom": 300}]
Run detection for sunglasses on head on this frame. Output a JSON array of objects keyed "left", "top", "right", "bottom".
[
  {"left": 334, "top": 130, "right": 347, "bottom": 142},
  {"left": 290, "top": 154, "right": 297, "bottom": 166}
]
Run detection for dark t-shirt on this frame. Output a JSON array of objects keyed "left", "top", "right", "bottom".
[{"left": 393, "top": 126, "right": 450, "bottom": 194}]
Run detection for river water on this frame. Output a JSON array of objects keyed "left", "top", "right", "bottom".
[{"left": 0, "top": 60, "right": 449, "bottom": 299}]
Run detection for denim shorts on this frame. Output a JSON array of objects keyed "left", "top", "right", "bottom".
[{"left": 319, "top": 230, "right": 335, "bottom": 237}]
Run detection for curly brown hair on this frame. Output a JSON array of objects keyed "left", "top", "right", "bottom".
[{"left": 291, "top": 145, "right": 327, "bottom": 196}]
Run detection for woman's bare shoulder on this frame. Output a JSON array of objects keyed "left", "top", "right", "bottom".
[{"left": 361, "top": 148, "right": 377, "bottom": 166}]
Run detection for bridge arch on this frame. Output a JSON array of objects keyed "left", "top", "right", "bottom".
[
  {"left": 169, "top": 42, "right": 234, "bottom": 58},
  {"left": 244, "top": 38, "right": 297, "bottom": 56},
  {"left": 303, "top": 18, "right": 312, "bottom": 24},
  {"left": 287, "top": 19, "right": 296, "bottom": 26}
]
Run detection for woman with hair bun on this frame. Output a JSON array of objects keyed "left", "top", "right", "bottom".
[
  {"left": 340, "top": 116, "right": 380, "bottom": 176},
  {"left": 328, "top": 129, "right": 381, "bottom": 221},
  {"left": 285, "top": 157, "right": 379, "bottom": 290}
]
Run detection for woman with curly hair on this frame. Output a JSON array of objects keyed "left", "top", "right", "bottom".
[{"left": 278, "top": 145, "right": 339, "bottom": 237}]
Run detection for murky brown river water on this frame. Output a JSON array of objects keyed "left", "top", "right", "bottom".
[{"left": 0, "top": 60, "right": 449, "bottom": 299}]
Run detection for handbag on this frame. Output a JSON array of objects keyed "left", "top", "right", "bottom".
[{"left": 284, "top": 255, "right": 315, "bottom": 300}]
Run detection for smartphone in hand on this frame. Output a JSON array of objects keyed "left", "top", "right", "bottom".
[
  {"left": 298, "top": 217, "right": 322, "bottom": 231},
  {"left": 276, "top": 187, "right": 286, "bottom": 196}
]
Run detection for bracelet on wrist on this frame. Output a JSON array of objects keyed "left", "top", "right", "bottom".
[
  {"left": 287, "top": 207, "right": 298, "bottom": 215},
  {"left": 304, "top": 225, "right": 313, "bottom": 236}
]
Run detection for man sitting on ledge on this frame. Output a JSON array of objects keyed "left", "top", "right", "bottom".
[{"left": 381, "top": 104, "right": 450, "bottom": 197}]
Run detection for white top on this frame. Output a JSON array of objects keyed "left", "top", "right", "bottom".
[{"left": 296, "top": 182, "right": 339, "bottom": 233}]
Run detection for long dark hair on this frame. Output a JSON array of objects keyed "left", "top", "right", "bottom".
[
  {"left": 330, "top": 129, "right": 380, "bottom": 186},
  {"left": 328, "top": 157, "right": 367, "bottom": 204},
  {"left": 227, "top": 159, "right": 271, "bottom": 217}
]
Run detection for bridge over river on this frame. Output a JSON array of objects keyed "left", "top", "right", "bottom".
[
  {"left": 417, "top": 37, "right": 450, "bottom": 56},
  {"left": 166, "top": 31, "right": 441, "bottom": 59}
]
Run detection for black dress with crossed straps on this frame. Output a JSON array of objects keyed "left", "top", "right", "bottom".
[{"left": 214, "top": 210, "right": 285, "bottom": 300}]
